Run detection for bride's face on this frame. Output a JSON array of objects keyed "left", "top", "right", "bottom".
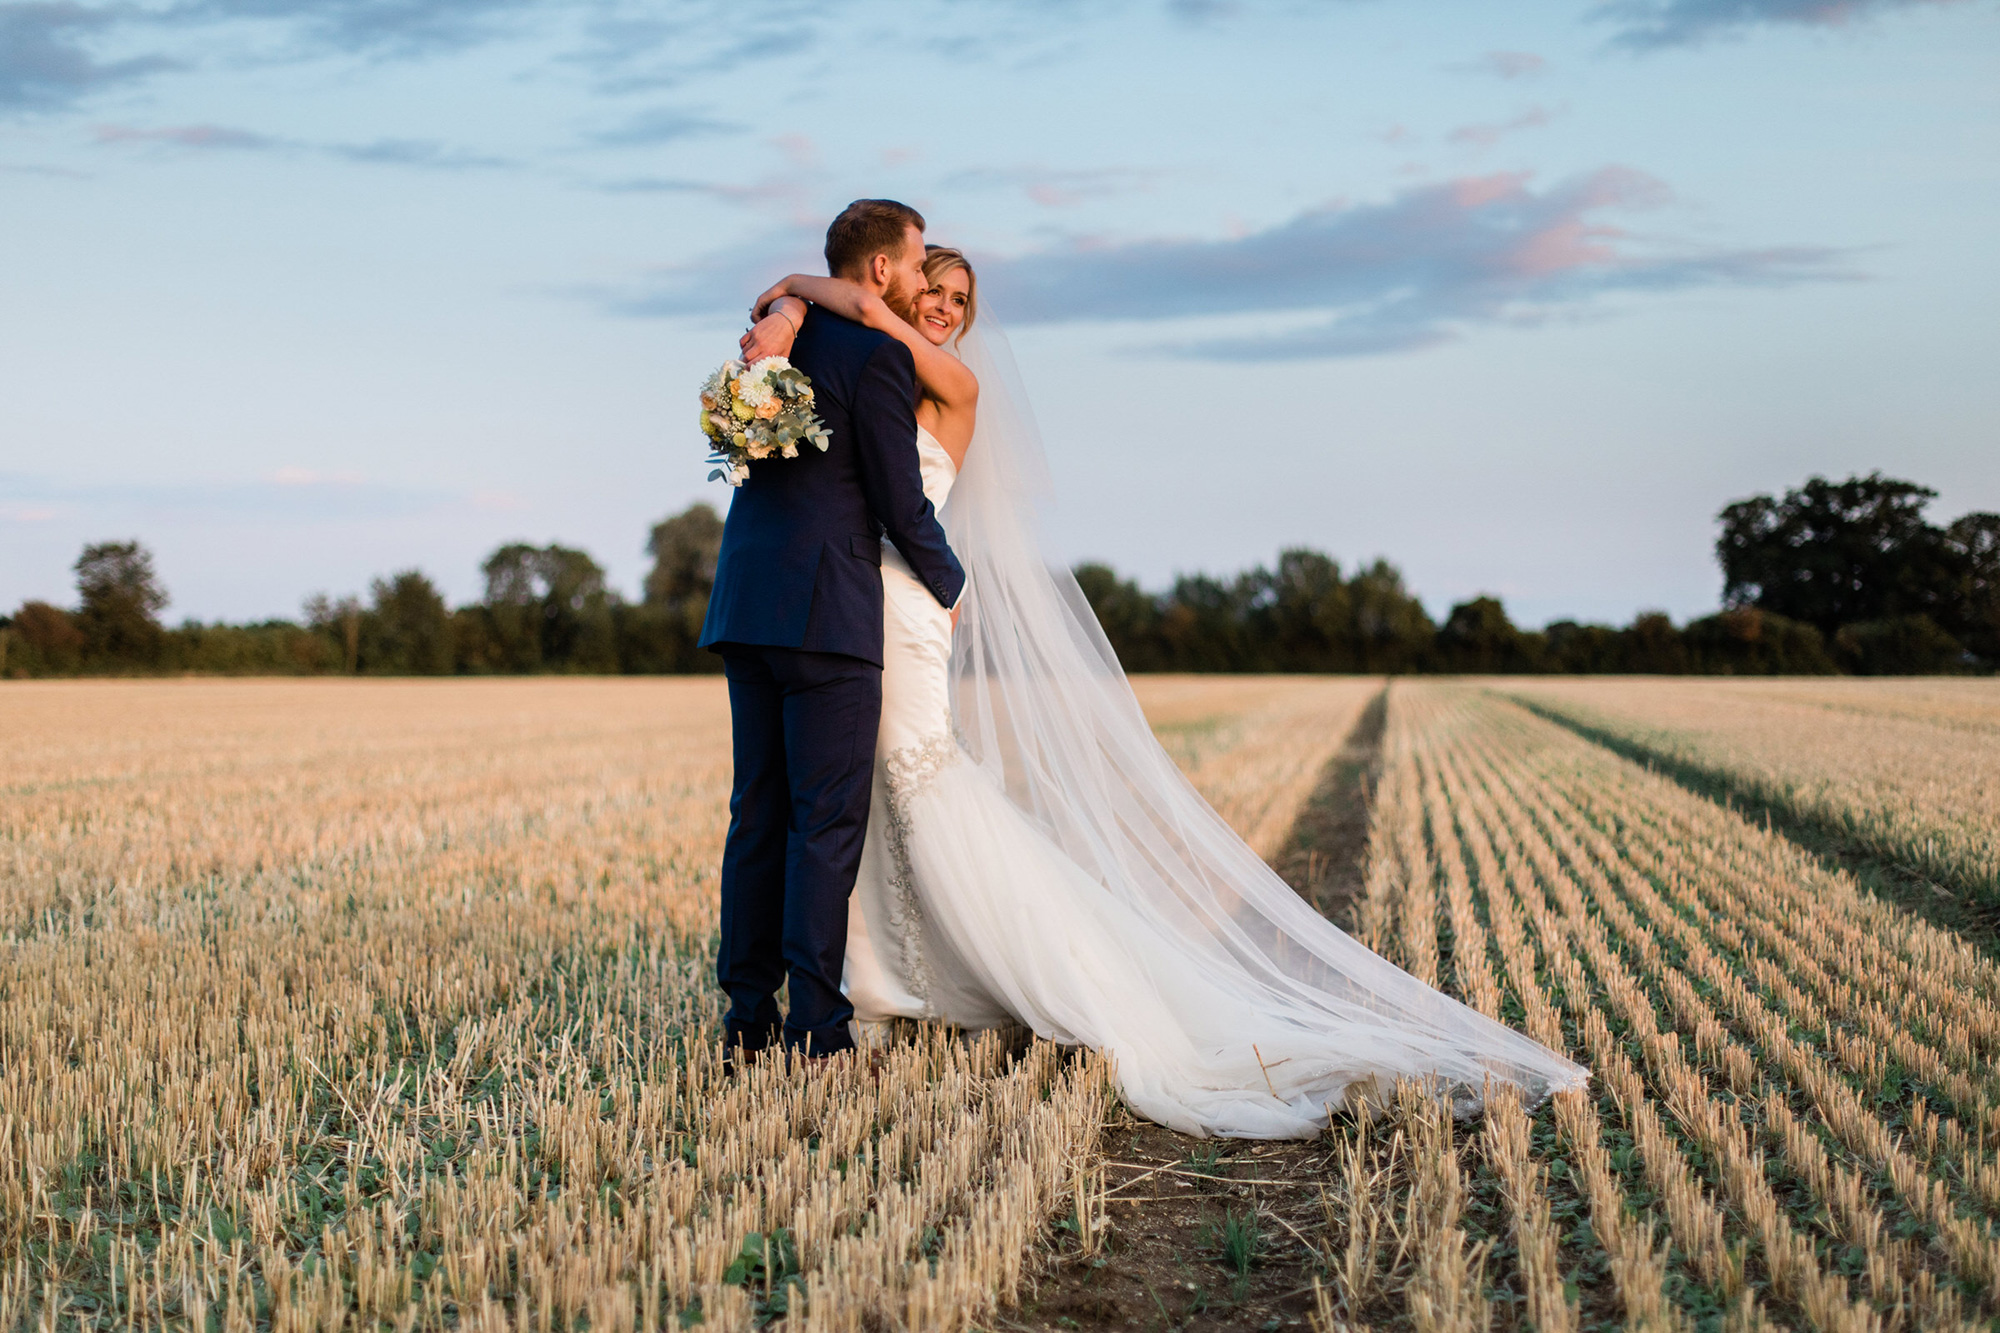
[{"left": 912, "top": 268, "right": 971, "bottom": 346}]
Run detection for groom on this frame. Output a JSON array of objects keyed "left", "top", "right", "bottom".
[{"left": 699, "top": 199, "right": 967, "bottom": 1061}]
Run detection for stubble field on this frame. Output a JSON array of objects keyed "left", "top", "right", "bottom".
[{"left": 3, "top": 675, "right": 1998, "bottom": 1332}]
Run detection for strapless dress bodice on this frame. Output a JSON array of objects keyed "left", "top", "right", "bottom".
[{"left": 915, "top": 425, "right": 957, "bottom": 510}]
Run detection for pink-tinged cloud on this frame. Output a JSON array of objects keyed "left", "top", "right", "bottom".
[
  {"left": 772, "top": 133, "right": 818, "bottom": 170},
  {"left": 967, "top": 166, "right": 1857, "bottom": 359},
  {"left": 1448, "top": 171, "right": 1532, "bottom": 209},
  {"left": 1602, "top": 0, "right": 1964, "bottom": 48},
  {"left": 1506, "top": 217, "right": 1625, "bottom": 277},
  {"left": 609, "top": 165, "right": 1854, "bottom": 360},
  {"left": 93, "top": 124, "right": 277, "bottom": 150}
]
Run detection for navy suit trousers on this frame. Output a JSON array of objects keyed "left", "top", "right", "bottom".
[{"left": 714, "top": 644, "right": 878, "bottom": 1057}]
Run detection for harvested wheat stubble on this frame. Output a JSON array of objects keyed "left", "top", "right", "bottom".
[
  {"left": 1501, "top": 676, "right": 2000, "bottom": 904},
  {"left": 14, "top": 674, "right": 1995, "bottom": 1332},
  {"left": 0, "top": 679, "right": 1116, "bottom": 1333},
  {"left": 2, "top": 675, "right": 1377, "bottom": 1333},
  {"left": 1347, "top": 681, "right": 2000, "bottom": 1332}
]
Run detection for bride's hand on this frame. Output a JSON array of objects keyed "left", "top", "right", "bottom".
[
  {"left": 750, "top": 276, "right": 798, "bottom": 321},
  {"left": 739, "top": 302, "right": 802, "bottom": 362}
]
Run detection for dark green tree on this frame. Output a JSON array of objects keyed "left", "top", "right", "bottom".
[
  {"left": 481, "top": 543, "right": 547, "bottom": 672},
  {"left": 1158, "top": 573, "right": 1256, "bottom": 672},
  {"left": 1833, "top": 615, "right": 1965, "bottom": 675},
  {"left": 1682, "top": 608, "right": 1835, "bottom": 675},
  {"left": 162, "top": 620, "right": 334, "bottom": 675},
  {"left": 644, "top": 503, "right": 724, "bottom": 608},
  {"left": 1072, "top": 563, "right": 1164, "bottom": 670},
  {"left": 1946, "top": 512, "right": 2000, "bottom": 665},
  {"left": 1347, "top": 560, "right": 1435, "bottom": 673},
  {"left": 620, "top": 504, "right": 727, "bottom": 674},
  {"left": 1624, "top": 611, "right": 1690, "bottom": 674},
  {"left": 1544, "top": 621, "right": 1625, "bottom": 673},
  {"left": 74, "top": 540, "right": 168, "bottom": 668},
  {"left": 1074, "top": 553, "right": 1436, "bottom": 674},
  {"left": 359, "top": 570, "right": 454, "bottom": 675},
  {"left": 1435, "top": 596, "right": 1533, "bottom": 673},
  {"left": 539, "top": 545, "right": 618, "bottom": 670},
  {"left": 1250, "top": 549, "right": 1354, "bottom": 672},
  {"left": 450, "top": 605, "right": 506, "bottom": 674},
  {"left": 303, "top": 594, "right": 363, "bottom": 674},
  {"left": 479, "top": 543, "right": 617, "bottom": 672},
  {"left": 7, "top": 601, "right": 86, "bottom": 675},
  {"left": 1717, "top": 473, "right": 1960, "bottom": 637}
]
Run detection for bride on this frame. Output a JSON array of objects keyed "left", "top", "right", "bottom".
[{"left": 739, "top": 251, "right": 1586, "bottom": 1138}]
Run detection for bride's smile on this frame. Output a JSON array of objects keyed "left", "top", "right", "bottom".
[{"left": 912, "top": 265, "right": 972, "bottom": 345}]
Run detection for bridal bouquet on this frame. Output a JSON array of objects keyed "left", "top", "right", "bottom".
[{"left": 698, "top": 356, "right": 830, "bottom": 486}]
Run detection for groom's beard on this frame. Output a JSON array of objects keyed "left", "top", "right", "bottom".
[{"left": 881, "top": 273, "right": 920, "bottom": 325}]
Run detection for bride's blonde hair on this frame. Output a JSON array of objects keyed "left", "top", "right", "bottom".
[{"left": 922, "top": 245, "right": 977, "bottom": 344}]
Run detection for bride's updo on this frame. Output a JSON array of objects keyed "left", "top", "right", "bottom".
[{"left": 922, "top": 245, "right": 977, "bottom": 344}]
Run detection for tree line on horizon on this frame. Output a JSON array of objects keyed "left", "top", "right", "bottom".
[
  {"left": 2, "top": 472, "right": 1994, "bottom": 679},
  {"left": 1084, "top": 473, "right": 1995, "bottom": 675},
  {"left": 0, "top": 504, "right": 729, "bottom": 680}
]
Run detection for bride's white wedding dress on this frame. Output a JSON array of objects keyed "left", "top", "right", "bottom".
[{"left": 841, "top": 414, "right": 1587, "bottom": 1139}]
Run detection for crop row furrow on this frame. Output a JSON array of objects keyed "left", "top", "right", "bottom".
[
  {"left": 1480, "top": 721, "right": 1994, "bottom": 1319},
  {"left": 1396, "top": 695, "right": 1738, "bottom": 1327},
  {"left": 1428, "top": 690, "right": 1976, "bottom": 1328},
  {"left": 1511, "top": 727, "right": 2000, "bottom": 1296},
  {"left": 1567, "top": 764, "right": 2000, "bottom": 1119},
  {"left": 1424, "top": 702, "right": 1875, "bottom": 1329}
]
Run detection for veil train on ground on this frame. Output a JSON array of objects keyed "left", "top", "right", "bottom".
[{"left": 932, "top": 314, "right": 1588, "bottom": 1130}]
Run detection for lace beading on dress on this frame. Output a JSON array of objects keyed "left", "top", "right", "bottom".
[{"left": 878, "top": 731, "right": 958, "bottom": 1014}]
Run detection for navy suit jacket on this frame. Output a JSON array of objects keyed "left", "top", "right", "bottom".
[{"left": 698, "top": 307, "right": 966, "bottom": 667}]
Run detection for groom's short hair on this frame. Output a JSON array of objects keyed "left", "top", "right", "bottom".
[{"left": 825, "top": 199, "right": 925, "bottom": 279}]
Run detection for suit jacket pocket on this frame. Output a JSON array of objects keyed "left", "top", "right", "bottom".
[{"left": 798, "top": 536, "right": 887, "bottom": 662}]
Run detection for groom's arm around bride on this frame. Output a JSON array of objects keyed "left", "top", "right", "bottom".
[{"left": 698, "top": 198, "right": 965, "bottom": 1062}]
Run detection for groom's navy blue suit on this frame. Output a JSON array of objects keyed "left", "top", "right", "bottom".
[{"left": 699, "top": 306, "right": 965, "bottom": 1057}]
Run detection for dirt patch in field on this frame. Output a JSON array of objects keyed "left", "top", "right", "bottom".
[
  {"left": 1002, "top": 1115, "right": 1339, "bottom": 1333},
  {"left": 1002, "top": 687, "right": 1389, "bottom": 1332},
  {"left": 1273, "top": 684, "right": 1387, "bottom": 930}
]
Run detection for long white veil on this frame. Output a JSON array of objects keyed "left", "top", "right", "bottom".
[{"left": 940, "top": 316, "right": 1586, "bottom": 1108}]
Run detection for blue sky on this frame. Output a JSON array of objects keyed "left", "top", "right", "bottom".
[{"left": 3, "top": 0, "right": 1995, "bottom": 628}]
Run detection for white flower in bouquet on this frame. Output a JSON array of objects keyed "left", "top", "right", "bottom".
[{"left": 733, "top": 375, "right": 772, "bottom": 412}]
